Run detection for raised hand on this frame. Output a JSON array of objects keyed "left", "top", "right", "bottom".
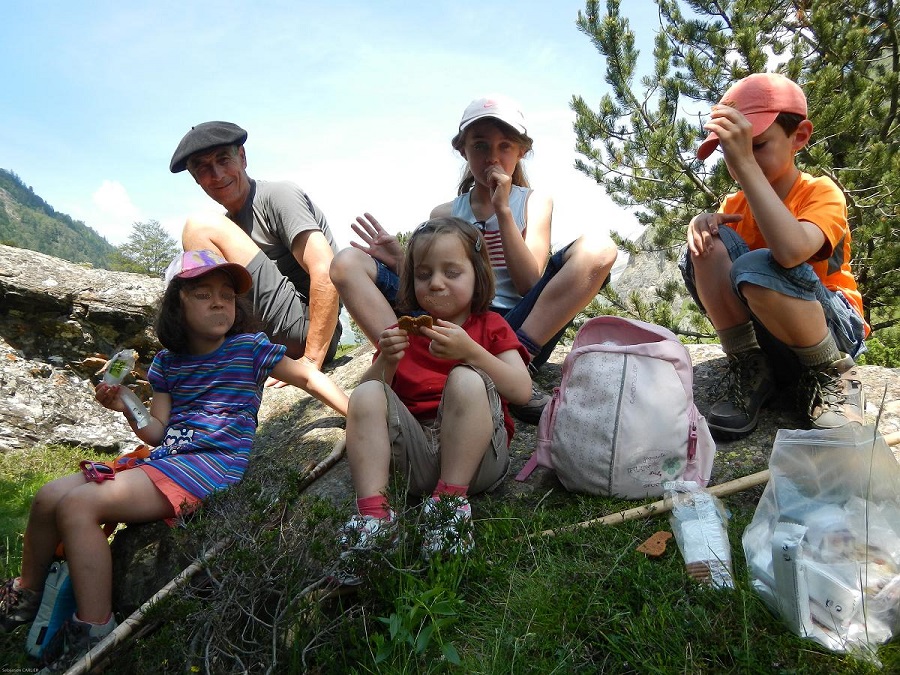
[{"left": 349, "top": 212, "right": 403, "bottom": 271}]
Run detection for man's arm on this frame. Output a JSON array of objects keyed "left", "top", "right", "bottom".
[{"left": 292, "top": 230, "right": 339, "bottom": 368}]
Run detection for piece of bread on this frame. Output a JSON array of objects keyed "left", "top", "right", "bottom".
[
  {"left": 398, "top": 315, "right": 433, "bottom": 335},
  {"left": 636, "top": 530, "right": 673, "bottom": 557}
]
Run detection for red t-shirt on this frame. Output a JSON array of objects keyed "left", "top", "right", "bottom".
[
  {"left": 720, "top": 172, "right": 868, "bottom": 335},
  {"left": 376, "top": 311, "right": 529, "bottom": 443}
]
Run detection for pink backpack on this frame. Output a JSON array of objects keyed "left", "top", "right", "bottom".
[{"left": 516, "top": 316, "right": 716, "bottom": 498}]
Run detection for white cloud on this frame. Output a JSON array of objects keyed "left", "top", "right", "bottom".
[{"left": 90, "top": 180, "right": 143, "bottom": 244}]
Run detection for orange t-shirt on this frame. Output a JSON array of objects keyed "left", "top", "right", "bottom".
[{"left": 719, "top": 172, "right": 868, "bottom": 335}]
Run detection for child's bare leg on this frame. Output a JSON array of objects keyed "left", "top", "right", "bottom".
[
  {"left": 436, "top": 368, "right": 493, "bottom": 485},
  {"left": 519, "top": 233, "right": 617, "bottom": 345},
  {"left": 345, "top": 381, "right": 393, "bottom": 498},
  {"left": 56, "top": 470, "right": 174, "bottom": 623},
  {"left": 691, "top": 239, "right": 751, "bottom": 330},
  {"left": 19, "top": 473, "right": 86, "bottom": 592},
  {"left": 329, "top": 248, "right": 397, "bottom": 345},
  {"left": 740, "top": 284, "right": 828, "bottom": 346}
]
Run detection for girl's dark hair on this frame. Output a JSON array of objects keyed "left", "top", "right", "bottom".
[
  {"left": 396, "top": 217, "right": 495, "bottom": 315},
  {"left": 774, "top": 112, "right": 805, "bottom": 136},
  {"left": 155, "top": 276, "right": 259, "bottom": 353},
  {"left": 451, "top": 118, "right": 533, "bottom": 195}
]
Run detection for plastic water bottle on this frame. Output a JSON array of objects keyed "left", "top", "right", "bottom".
[{"left": 103, "top": 349, "right": 151, "bottom": 429}]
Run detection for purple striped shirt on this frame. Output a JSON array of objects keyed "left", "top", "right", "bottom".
[{"left": 136, "top": 332, "right": 286, "bottom": 498}]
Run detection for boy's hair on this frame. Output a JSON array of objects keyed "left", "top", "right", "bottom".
[
  {"left": 451, "top": 119, "right": 533, "bottom": 195},
  {"left": 773, "top": 112, "right": 805, "bottom": 136},
  {"left": 396, "top": 217, "right": 495, "bottom": 315},
  {"left": 155, "top": 276, "right": 259, "bottom": 353}
]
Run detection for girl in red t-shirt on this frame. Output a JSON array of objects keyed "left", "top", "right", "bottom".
[{"left": 337, "top": 217, "right": 531, "bottom": 578}]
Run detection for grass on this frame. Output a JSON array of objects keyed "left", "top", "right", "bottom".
[{"left": 1, "top": 444, "right": 898, "bottom": 673}]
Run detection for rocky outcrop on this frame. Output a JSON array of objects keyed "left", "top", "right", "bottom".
[
  {"left": 0, "top": 244, "right": 161, "bottom": 452},
  {"left": 0, "top": 244, "right": 897, "bottom": 619}
]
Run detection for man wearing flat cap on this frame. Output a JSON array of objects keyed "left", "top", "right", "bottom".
[{"left": 170, "top": 121, "right": 341, "bottom": 367}]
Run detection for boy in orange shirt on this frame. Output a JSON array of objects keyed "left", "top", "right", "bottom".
[{"left": 680, "top": 72, "right": 868, "bottom": 439}]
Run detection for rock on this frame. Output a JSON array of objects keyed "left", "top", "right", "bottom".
[{"left": 0, "top": 245, "right": 161, "bottom": 452}]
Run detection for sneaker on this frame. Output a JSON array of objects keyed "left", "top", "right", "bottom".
[
  {"left": 799, "top": 355, "right": 865, "bottom": 429},
  {"left": 0, "top": 577, "right": 40, "bottom": 632},
  {"left": 333, "top": 511, "right": 397, "bottom": 585},
  {"left": 707, "top": 350, "right": 775, "bottom": 440},
  {"left": 40, "top": 614, "right": 116, "bottom": 672},
  {"left": 421, "top": 496, "right": 474, "bottom": 560},
  {"left": 509, "top": 383, "right": 551, "bottom": 425}
]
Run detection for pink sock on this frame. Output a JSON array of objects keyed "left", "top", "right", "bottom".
[
  {"left": 357, "top": 494, "right": 391, "bottom": 519},
  {"left": 432, "top": 479, "right": 468, "bottom": 500}
]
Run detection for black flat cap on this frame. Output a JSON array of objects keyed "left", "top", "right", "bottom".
[{"left": 169, "top": 121, "right": 248, "bottom": 173}]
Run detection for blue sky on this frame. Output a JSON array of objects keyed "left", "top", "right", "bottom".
[{"left": 1, "top": 1, "right": 653, "bottom": 253}]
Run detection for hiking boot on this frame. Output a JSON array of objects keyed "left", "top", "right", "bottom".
[
  {"left": 799, "top": 355, "right": 865, "bottom": 429},
  {"left": 421, "top": 495, "right": 474, "bottom": 560},
  {"left": 509, "top": 383, "right": 551, "bottom": 425},
  {"left": 707, "top": 350, "right": 775, "bottom": 440},
  {"left": 333, "top": 511, "right": 397, "bottom": 585},
  {"left": 0, "top": 577, "right": 40, "bottom": 632},
  {"left": 40, "top": 614, "right": 117, "bottom": 673}
]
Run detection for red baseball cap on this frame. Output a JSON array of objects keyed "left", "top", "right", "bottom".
[{"left": 697, "top": 73, "right": 807, "bottom": 160}]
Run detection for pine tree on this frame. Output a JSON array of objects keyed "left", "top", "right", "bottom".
[
  {"left": 110, "top": 220, "right": 179, "bottom": 277},
  {"left": 573, "top": 0, "right": 899, "bottom": 339}
]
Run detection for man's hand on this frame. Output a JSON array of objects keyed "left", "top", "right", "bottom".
[
  {"left": 349, "top": 212, "right": 403, "bottom": 272},
  {"left": 687, "top": 212, "right": 743, "bottom": 257}
]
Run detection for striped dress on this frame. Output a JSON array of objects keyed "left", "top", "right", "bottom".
[{"left": 135, "top": 332, "right": 286, "bottom": 499}]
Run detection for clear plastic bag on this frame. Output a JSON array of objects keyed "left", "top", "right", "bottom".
[
  {"left": 665, "top": 480, "right": 735, "bottom": 588},
  {"left": 742, "top": 425, "right": 900, "bottom": 664}
]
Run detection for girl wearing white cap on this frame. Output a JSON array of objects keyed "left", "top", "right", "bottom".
[{"left": 331, "top": 95, "right": 618, "bottom": 423}]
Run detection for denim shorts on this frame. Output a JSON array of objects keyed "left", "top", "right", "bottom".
[
  {"left": 678, "top": 225, "right": 867, "bottom": 363},
  {"left": 383, "top": 366, "right": 509, "bottom": 497}
]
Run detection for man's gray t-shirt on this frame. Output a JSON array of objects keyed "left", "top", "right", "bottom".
[{"left": 229, "top": 179, "right": 338, "bottom": 302}]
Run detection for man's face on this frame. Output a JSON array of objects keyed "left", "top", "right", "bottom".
[{"left": 187, "top": 145, "right": 251, "bottom": 212}]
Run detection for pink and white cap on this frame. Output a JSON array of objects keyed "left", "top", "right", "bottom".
[
  {"left": 697, "top": 72, "right": 807, "bottom": 160},
  {"left": 458, "top": 95, "right": 527, "bottom": 135},
  {"left": 164, "top": 249, "right": 252, "bottom": 294}
]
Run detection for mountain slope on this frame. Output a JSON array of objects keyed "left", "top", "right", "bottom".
[{"left": 0, "top": 168, "right": 115, "bottom": 268}]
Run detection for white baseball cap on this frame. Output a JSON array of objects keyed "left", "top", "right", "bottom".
[{"left": 458, "top": 95, "right": 527, "bottom": 135}]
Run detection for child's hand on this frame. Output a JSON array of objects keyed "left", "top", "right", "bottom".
[
  {"left": 379, "top": 327, "right": 410, "bottom": 365},
  {"left": 687, "top": 212, "right": 743, "bottom": 257},
  {"left": 485, "top": 165, "right": 512, "bottom": 211},
  {"left": 705, "top": 104, "right": 754, "bottom": 166},
  {"left": 349, "top": 212, "right": 403, "bottom": 271},
  {"left": 421, "top": 319, "right": 475, "bottom": 361},
  {"left": 95, "top": 382, "right": 127, "bottom": 413}
]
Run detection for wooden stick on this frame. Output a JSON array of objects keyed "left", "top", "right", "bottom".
[
  {"left": 537, "top": 429, "right": 900, "bottom": 539},
  {"left": 64, "top": 435, "right": 347, "bottom": 675},
  {"left": 536, "top": 470, "right": 771, "bottom": 538},
  {"left": 64, "top": 538, "right": 231, "bottom": 675}
]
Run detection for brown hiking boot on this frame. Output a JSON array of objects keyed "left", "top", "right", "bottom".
[
  {"left": 707, "top": 350, "right": 775, "bottom": 440},
  {"left": 0, "top": 577, "right": 40, "bottom": 632},
  {"left": 799, "top": 355, "right": 865, "bottom": 429}
]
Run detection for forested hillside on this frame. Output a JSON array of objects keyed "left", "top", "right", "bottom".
[{"left": 0, "top": 168, "right": 115, "bottom": 268}]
